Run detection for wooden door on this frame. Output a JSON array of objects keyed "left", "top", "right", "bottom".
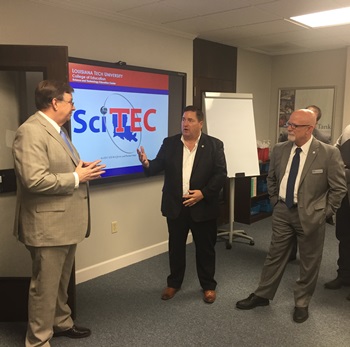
[{"left": 0, "top": 45, "right": 76, "bottom": 321}]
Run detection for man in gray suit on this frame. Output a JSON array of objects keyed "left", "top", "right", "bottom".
[
  {"left": 280, "top": 105, "right": 332, "bottom": 262},
  {"left": 236, "top": 109, "right": 347, "bottom": 323},
  {"left": 278, "top": 105, "right": 331, "bottom": 144},
  {"left": 13, "top": 80, "right": 105, "bottom": 346}
]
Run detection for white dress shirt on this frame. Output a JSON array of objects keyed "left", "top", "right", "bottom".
[
  {"left": 181, "top": 134, "right": 201, "bottom": 195},
  {"left": 279, "top": 136, "right": 313, "bottom": 204}
]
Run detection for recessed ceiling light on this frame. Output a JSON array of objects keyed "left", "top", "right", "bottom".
[{"left": 290, "top": 7, "right": 350, "bottom": 28}]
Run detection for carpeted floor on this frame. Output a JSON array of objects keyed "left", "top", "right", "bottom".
[{"left": 1, "top": 217, "right": 349, "bottom": 346}]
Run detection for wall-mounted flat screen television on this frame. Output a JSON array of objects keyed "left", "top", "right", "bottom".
[{"left": 68, "top": 57, "right": 186, "bottom": 184}]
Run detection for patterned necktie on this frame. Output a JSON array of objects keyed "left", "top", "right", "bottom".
[{"left": 285, "top": 147, "right": 302, "bottom": 208}]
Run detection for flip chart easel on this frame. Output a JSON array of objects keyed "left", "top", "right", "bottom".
[{"left": 203, "top": 92, "right": 260, "bottom": 248}]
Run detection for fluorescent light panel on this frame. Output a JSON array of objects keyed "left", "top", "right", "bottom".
[{"left": 291, "top": 7, "right": 350, "bottom": 28}]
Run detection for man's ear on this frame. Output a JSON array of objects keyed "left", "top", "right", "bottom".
[{"left": 51, "top": 98, "right": 59, "bottom": 111}]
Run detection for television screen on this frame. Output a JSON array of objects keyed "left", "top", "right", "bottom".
[{"left": 68, "top": 57, "right": 186, "bottom": 183}]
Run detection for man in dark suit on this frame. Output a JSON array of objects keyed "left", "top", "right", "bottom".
[
  {"left": 137, "top": 105, "right": 227, "bottom": 303},
  {"left": 236, "top": 109, "right": 347, "bottom": 323},
  {"left": 324, "top": 123, "right": 350, "bottom": 295},
  {"left": 13, "top": 80, "right": 105, "bottom": 346}
]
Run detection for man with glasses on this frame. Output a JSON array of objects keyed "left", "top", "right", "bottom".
[
  {"left": 13, "top": 80, "right": 105, "bottom": 346},
  {"left": 278, "top": 105, "right": 330, "bottom": 144},
  {"left": 280, "top": 105, "right": 332, "bottom": 261},
  {"left": 236, "top": 109, "right": 346, "bottom": 323}
]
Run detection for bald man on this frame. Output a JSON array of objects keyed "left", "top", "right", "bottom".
[{"left": 236, "top": 109, "right": 347, "bottom": 323}]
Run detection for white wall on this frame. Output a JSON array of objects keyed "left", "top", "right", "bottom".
[
  {"left": 237, "top": 48, "right": 349, "bottom": 146},
  {"left": 236, "top": 50, "right": 272, "bottom": 142},
  {"left": 0, "top": 0, "right": 193, "bottom": 283}
]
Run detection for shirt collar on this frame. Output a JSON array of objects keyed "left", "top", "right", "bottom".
[
  {"left": 38, "top": 110, "right": 60, "bottom": 133},
  {"left": 292, "top": 135, "right": 313, "bottom": 155},
  {"left": 181, "top": 133, "right": 202, "bottom": 146}
]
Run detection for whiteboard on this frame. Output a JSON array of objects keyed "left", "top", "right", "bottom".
[{"left": 203, "top": 92, "right": 260, "bottom": 178}]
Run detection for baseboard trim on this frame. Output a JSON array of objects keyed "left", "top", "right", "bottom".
[{"left": 76, "top": 235, "right": 193, "bottom": 284}]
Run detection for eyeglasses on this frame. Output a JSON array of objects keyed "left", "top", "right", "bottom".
[
  {"left": 60, "top": 99, "right": 75, "bottom": 106},
  {"left": 286, "top": 122, "right": 311, "bottom": 129},
  {"left": 55, "top": 98, "right": 74, "bottom": 106}
]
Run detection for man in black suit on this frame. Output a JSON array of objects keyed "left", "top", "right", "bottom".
[
  {"left": 324, "top": 123, "right": 350, "bottom": 294},
  {"left": 137, "top": 105, "right": 227, "bottom": 303}
]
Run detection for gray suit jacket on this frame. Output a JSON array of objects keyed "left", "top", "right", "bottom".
[
  {"left": 267, "top": 138, "right": 347, "bottom": 232},
  {"left": 13, "top": 112, "right": 90, "bottom": 247}
]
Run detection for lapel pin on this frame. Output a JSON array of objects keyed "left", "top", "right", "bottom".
[{"left": 201, "top": 145, "right": 204, "bottom": 148}]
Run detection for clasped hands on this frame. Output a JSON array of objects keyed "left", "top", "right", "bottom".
[
  {"left": 76, "top": 160, "right": 106, "bottom": 182},
  {"left": 183, "top": 190, "right": 204, "bottom": 207}
]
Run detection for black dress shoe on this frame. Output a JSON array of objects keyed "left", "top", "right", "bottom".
[
  {"left": 236, "top": 293, "right": 269, "bottom": 310},
  {"left": 53, "top": 325, "right": 91, "bottom": 339},
  {"left": 293, "top": 307, "right": 309, "bottom": 323},
  {"left": 324, "top": 277, "right": 350, "bottom": 290}
]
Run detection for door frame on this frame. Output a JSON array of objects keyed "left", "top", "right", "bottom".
[{"left": 0, "top": 44, "right": 75, "bottom": 322}]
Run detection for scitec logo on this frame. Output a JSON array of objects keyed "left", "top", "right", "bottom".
[{"left": 73, "top": 93, "right": 156, "bottom": 154}]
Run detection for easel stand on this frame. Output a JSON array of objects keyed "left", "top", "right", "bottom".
[{"left": 217, "top": 177, "right": 255, "bottom": 249}]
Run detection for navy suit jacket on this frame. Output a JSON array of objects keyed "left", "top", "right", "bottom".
[{"left": 145, "top": 132, "right": 227, "bottom": 222}]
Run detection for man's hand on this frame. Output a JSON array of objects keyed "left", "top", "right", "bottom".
[
  {"left": 182, "top": 190, "right": 204, "bottom": 207},
  {"left": 75, "top": 160, "right": 106, "bottom": 183},
  {"left": 137, "top": 146, "right": 149, "bottom": 168}
]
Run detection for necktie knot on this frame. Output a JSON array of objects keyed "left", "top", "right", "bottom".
[{"left": 295, "top": 147, "right": 302, "bottom": 155}]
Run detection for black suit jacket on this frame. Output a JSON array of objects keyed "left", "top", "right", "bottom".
[{"left": 145, "top": 133, "right": 227, "bottom": 222}]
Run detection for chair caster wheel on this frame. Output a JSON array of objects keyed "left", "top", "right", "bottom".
[
  {"left": 249, "top": 241, "right": 255, "bottom": 246},
  {"left": 225, "top": 241, "right": 232, "bottom": 250}
]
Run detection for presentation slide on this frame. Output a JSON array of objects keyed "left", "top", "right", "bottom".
[{"left": 68, "top": 62, "right": 169, "bottom": 178}]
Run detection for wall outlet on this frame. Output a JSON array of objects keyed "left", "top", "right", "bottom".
[{"left": 111, "top": 221, "right": 118, "bottom": 233}]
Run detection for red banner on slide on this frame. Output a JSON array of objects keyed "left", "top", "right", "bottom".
[{"left": 69, "top": 62, "right": 168, "bottom": 90}]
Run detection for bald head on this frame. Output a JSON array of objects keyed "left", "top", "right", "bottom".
[
  {"left": 287, "top": 109, "right": 316, "bottom": 146},
  {"left": 293, "top": 109, "right": 317, "bottom": 126}
]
